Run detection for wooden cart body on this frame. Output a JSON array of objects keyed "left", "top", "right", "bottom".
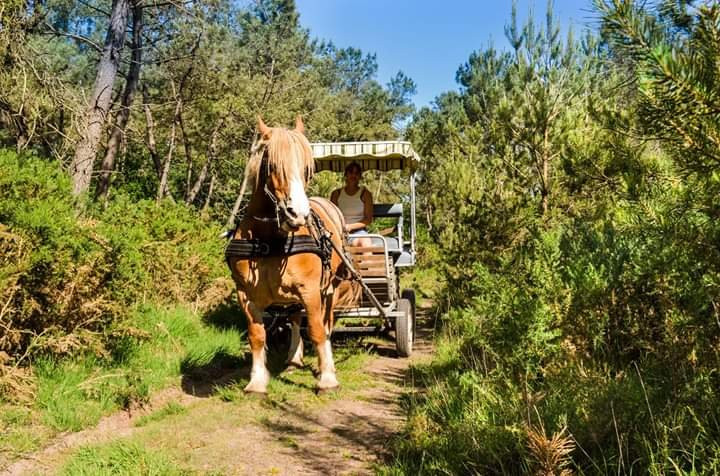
[{"left": 311, "top": 141, "right": 421, "bottom": 356}]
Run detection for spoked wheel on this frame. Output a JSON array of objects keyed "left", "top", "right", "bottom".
[{"left": 395, "top": 297, "right": 413, "bottom": 357}]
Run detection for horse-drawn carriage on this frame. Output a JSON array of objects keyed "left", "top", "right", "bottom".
[
  {"left": 225, "top": 118, "right": 420, "bottom": 393},
  {"left": 310, "top": 141, "right": 420, "bottom": 357}
]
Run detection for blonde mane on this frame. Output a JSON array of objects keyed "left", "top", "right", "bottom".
[{"left": 245, "top": 127, "right": 314, "bottom": 192}]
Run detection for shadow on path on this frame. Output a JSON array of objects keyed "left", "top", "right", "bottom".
[{"left": 253, "top": 308, "right": 436, "bottom": 475}]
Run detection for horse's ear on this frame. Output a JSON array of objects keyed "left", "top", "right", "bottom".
[
  {"left": 257, "top": 116, "right": 271, "bottom": 139},
  {"left": 294, "top": 115, "right": 305, "bottom": 135}
]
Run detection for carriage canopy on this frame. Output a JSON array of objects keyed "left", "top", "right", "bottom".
[{"left": 311, "top": 141, "right": 421, "bottom": 172}]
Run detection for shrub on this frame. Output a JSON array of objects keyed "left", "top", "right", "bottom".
[{"left": 0, "top": 150, "right": 230, "bottom": 365}]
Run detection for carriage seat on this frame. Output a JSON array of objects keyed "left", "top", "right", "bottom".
[
  {"left": 372, "top": 203, "right": 403, "bottom": 253},
  {"left": 373, "top": 203, "right": 403, "bottom": 217}
]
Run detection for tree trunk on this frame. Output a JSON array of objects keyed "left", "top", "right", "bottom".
[
  {"left": 202, "top": 173, "right": 215, "bottom": 213},
  {"left": 142, "top": 83, "right": 162, "bottom": 178},
  {"left": 156, "top": 35, "right": 200, "bottom": 203},
  {"left": 225, "top": 164, "right": 253, "bottom": 229},
  {"left": 70, "top": 0, "right": 130, "bottom": 196},
  {"left": 179, "top": 36, "right": 202, "bottom": 201},
  {"left": 0, "top": 97, "right": 29, "bottom": 152},
  {"left": 157, "top": 96, "right": 181, "bottom": 203},
  {"left": 186, "top": 119, "right": 222, "bottom": 205},
  {"left": 181, "top": 112, "right": 193, "bottom": 201},
  {"left": 226, "top": 188, "right": 245, "bottom": 229},
  {"left": 541, "top": 127, "right": 550, "bottom": 215},
  {"left": 97, "top": 1, "right": 143, "bottom": 199}
]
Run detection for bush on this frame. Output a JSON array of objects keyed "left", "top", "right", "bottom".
[
  {"left": 390, "top": 211, "right": 720, "bottom": 474},
  {"left": 0, "top": 150, "right": 230, "bottom": 364}
]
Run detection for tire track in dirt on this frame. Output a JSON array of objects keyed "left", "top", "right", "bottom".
[{"left": 247, "top": 324, "right": 434, "bottom": 475}]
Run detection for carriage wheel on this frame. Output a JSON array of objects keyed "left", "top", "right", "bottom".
[
  {"left": 395, "top": 298, "right": 413, "bottom": 357},
  {"left": 401, "top": 289, "right": 417, "bottom": 343}
]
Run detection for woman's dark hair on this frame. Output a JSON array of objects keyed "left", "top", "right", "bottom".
[{"left": 344, "top": 162, "right": 362, "bottom": 176}]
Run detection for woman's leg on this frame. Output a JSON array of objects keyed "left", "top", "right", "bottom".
[{"left": 351, "top": 236, "right": 372, "bottom": 248}]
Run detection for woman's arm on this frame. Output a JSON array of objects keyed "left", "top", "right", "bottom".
[
  {"left": 361, "top": 187, "right": 373, "bottom": 227},
  {"left": 330, "top": 189, "right": 340, "bottom": 206}
]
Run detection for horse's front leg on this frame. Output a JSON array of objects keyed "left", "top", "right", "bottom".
[
  {"left": 305, "top": 293, "right": 339, "bottom": 391},
  {"left": 286, "top": 312, "right": 304, "bottom": 370},
  {"left": 237, "top": 290, "right": 270, "bottom": 394}
]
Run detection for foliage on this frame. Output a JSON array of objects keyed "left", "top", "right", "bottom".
[
  {"left": 388, "top": 1, "right": 720, "bottom": 474},
  {"left": 597, "top": 0, "right": 720, "bottom": 176},
  {"left": 0, "top": 0, "right": 415, "bottom": 217},
  {"left": 133, "top": 402, "right": 187, "bottom": 428},
  {"left": 0, "top": 149, "right": 228, "bottom": 363},
  {"left": 1, "top": 303, "right": 246, "bottom": 462},
  {"left": 4, "top": 0, "right": 720, "bottom": 473}
]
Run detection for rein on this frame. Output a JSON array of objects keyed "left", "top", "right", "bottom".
[{"left": 251, "top": 184, "right": 282, "bottom": 225}]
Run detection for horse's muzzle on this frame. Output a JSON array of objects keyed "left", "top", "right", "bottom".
[{"left": 281, "top": 207, "right": 307, "bottom": 231}]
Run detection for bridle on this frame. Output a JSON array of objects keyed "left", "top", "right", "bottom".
[
  {"left": 252, "top": 183, "right": 282, "bottom": 226},
  {"left": 250, "top": 142, "right": 306, "bottom": 230}
]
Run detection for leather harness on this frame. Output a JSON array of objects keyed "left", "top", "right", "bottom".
[
  {"left": 224, "top": 212, "right": 332, "bottom": 265},
  {"left": 224, "top": 204, "right": 342, "bottom": 290},
  {"left": 224, "top": 198, "right": 386, "bottom": 318}
]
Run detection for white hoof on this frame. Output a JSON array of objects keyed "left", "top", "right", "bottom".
[
  {"left": 317, "top": 372, "right": 339, "bottom": 391},
  {"left": 244, "top": 369, "right": 270, "bottom": 394},
  {"left": 285, "top": 358, "right": 305, "bottom": 371}
]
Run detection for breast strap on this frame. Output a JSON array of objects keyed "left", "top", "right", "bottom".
[{"left": 224, "top": 234, "right": 329, "bottom": 262}]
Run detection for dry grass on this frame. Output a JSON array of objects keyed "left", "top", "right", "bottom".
[
  {"left": 0, "top": 364, "right": 36, "bottom": 404},
  {"left": 192, "top": 276, "right": 235, "bottom": 312},
  {"left": 526, "top": 424, "right": 575, "bottom": 476}
]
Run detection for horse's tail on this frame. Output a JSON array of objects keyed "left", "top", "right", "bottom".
[{"left": 308, "top": 197, "right": 361, "bottom": 307}]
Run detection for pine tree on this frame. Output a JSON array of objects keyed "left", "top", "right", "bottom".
[{"left": 597, "top": 0, "right": 720, "bottom": 173}]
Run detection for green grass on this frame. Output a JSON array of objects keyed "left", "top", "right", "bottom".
[
  {"left": 10, "top": 318, "right": 413, "bottom": 474},
  {"left": 2, "top": 303, "right": 246, "bottom": 463},
  {"left": 3, "top": 301, "right": 404, "bottom": 472},
  {"left": 0, "top": 405, "right": 51, "bottom": 458},
  {"left": 209, "top": 338, "right": 374, "bottom": 407},
  {"left": 35, "top": 305, "right": 245, "bottom": 432},
  {"left": 60, "top": 440, "right": 190, "bottom": 475},
  {"left": 134, "top": 402, "right": 187, "bottom": 427},
  {"left": 35, "top": 357, "right": 125, "bottom": 432},
  {"left": 0, "top": 406, "right": 32, "bottom": 426},
  {"left": 400, "top": 264, "right": 442, "bottom": 301}
]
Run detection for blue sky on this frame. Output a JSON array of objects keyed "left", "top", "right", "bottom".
[{"left": 295, "top": 0, "right": 597, "bottom": 109}]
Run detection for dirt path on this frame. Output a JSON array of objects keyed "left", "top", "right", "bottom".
[{"left": 3, "top": 309, "right": 434, "bottom": 476}]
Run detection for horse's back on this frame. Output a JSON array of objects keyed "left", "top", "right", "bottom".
[{"left": 309, "top": 196, "right": 345, "bottom": 237}]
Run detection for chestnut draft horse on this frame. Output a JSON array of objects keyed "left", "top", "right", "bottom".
[{"left": 226, "top": 116, "right": 357, "bottom": 394}]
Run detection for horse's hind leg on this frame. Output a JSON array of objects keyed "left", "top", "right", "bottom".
[
  {"left": 306, "top": 294, "right": 339, "bottom": 391},
  {"left": 238, "top": 291, "right": 270, "bottom": 394},
  {"left": 286, "top": 312, "right": 304, "bottom": 370},
  {"left": 324, "top": 291, "right": 336, "bottom": 339}
]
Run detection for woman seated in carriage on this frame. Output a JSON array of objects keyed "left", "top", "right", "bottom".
[{"left": 330, "top": 162, "right": 373, "bottom": 248}]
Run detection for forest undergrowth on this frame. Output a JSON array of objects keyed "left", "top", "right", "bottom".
[
  {"left": 0, "top": 150, "right": 246, "bottom": 462},
  {"left": 383, "top": 2, "right": 720, "bottom": 474},
  {"left": 3, "top": 0, "right": 720, "bottom": 474}
]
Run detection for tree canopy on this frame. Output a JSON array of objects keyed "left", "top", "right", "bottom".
[{"left": 0, "top": 0, "right": 416, "bottom": 215}]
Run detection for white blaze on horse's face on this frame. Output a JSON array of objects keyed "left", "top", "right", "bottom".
[{"left": 288, "top": 171, "right": 311, "bottom": 220}]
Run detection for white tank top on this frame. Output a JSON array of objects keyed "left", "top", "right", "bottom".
[{"left": 337, "top": 187, "right": 366, "bottom": 224}]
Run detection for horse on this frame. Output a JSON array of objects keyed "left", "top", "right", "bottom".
[{"left": 226, "top": 116, "right": 358, "bottom": 394}]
